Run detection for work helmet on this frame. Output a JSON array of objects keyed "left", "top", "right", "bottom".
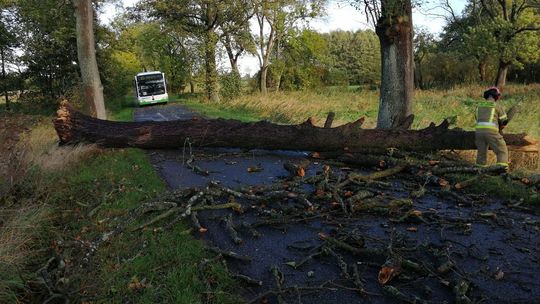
[{"left": 483, "top": 86, "right": 501, "bottom": 101}]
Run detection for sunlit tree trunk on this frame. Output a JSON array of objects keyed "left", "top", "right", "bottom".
[
  {"left": 260, "top": 65, "right": 268, "bottom": 93},
  {"left": 375, "top": 0, "right": 414, "bottom": 129},
  {"left": 73, "top": 0, "right": 106, "bottom": 119},
  {"left": 223, "top": 35, "right": 241, "bottom": 75},
  {"left": 204, "top": 29, "right": 220, "bottom": 102},
  {"left": 495, "top": 60, "right": 510, "bottom": 88},
  {"left": 477, "top": 55, "right": 487, "bottom": 82}
]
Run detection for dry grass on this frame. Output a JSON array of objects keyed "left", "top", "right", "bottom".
[
  {"left": 0, "top": 207, "right": 50, "bottom": 267},
  {"left": 442, "top": 150, "right": 539, "bottom": 172},
  {"left": 21, "top": 122, "right": 99, "bottom": 172},
  {"left": 222, "top": 84, "right": 540, "bottom": 137},
  {"left": 0, "top": 120, "right": 99, "bottom": 302},
  {"left": 221, "top": 89, "right": 380, "bottom": 127}
]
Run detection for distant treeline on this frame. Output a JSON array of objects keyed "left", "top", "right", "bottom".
[{"left": 1, "top": 0, "right": 539, "bottom": 104}]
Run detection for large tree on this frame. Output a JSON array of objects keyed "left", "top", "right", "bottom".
[
  {"left": 142, "top": 0, "right": 253, "bottom": 102},
  {"left": 413, "top": 28, "right": 436, "bottom": 89},
  {"left": 253, "top": 0, "right": 325, "bottom": 94},
  {"left": 438, "top": 0, "right": 493, "bottom": 82},
  {"left": 476, "top": 0, "right": 540, "bottom": 88},
  {"left": 324, "top": 30, "right": 381, "bottom": 86},
  {"left": 218, "top": 1, "right": 255, "bottom": 75},
  {"left": 16, "top": 0, "right": 80, "bottom": 101},
  {"left": 73, "top": 0, "right": 106, "bottom": 119},
  {"left": 355, "top": 0, "right": 414, "bottom": 129}
]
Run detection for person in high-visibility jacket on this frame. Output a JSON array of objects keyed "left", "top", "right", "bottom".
[{"left": 475, "top": 86, "right": 509, "bottom": 167}]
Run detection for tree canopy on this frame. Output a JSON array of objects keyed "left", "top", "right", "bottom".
[{"left": 1, "top": 0, "right": 539, "bottom": 111}]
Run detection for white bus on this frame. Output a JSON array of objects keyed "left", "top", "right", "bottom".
[{"left": 134, "top": 71, "right": 169, "bottom": 106}]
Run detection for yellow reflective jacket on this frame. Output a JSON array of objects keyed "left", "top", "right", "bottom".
[{"left": 475, "top": 101, "right": 507, "bottom": 131}]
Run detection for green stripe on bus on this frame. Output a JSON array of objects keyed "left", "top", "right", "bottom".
[
  {"left": 139, "top": 98, "right": 168, "bottom": 104},
  {"left": 475, "top": 125, "right": 499, "bottom": 130}
]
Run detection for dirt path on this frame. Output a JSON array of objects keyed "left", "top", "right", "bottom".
[{"left": 135, "top": 104, "right": 540, "bottom": 304}]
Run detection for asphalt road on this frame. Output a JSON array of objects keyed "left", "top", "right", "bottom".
[{"left": 134, "top": 103, "right": 540, "bottom": 304}]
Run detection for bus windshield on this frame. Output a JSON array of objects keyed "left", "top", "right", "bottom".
[{"left": 137, "top": 74, "right": 166, "bottom": 96}]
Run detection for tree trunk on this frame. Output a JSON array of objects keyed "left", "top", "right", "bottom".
[
  {"left": 414, "top": 61, "right": 423, "bottom": 90},
  {"left": 1, "top": 47, "right": 9, "bottom": 111},
  {"left": 190, "top": 80, "right": 195, "bottom": 93},
  {"left": 224, "top": 38, "right": 241, "bottom": 75},
  {"left": 375, "top": 0, "right": 414, "bottom": 129},
  {"left": 54, "top": 102, "right": 538, "bottom": 152},
  {"left": 260, "top": 65, "right": 268, "bottom": 94},
  {"left": 495, "top": 60, "right": 510, "bottom": 88},
  {"left": 73, "top": 0, "right": 106, "bottom": 119},
  {"left": 204, "top": 29, "right": 220, "bottom": 102},
  {"left": 478, "top": 59, "right": 486, "bottom": 82}
]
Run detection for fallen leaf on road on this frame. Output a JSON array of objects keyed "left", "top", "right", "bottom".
[
  {"left": 494, "top": 269, "right": 504, "bottom": 280},
  {"left": 378, "top": 265, "right": 401, "bottom": 285},
  {"left": 439, "top": 178, "right": 449, "bottom": 187},
  {"left": 247, "top": 165, "right": 263, "bottom": 173},
  {"left": 409, "top": 210, "right": 423, "bottom": 217}
]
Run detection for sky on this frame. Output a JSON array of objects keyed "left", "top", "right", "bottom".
[{"left": 100, "top": 0, "right": 467, "bottom": 75}]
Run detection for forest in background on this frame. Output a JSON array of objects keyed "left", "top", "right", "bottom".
[{"left": 1, "top": 0, "right": 539, "bottom": 109}]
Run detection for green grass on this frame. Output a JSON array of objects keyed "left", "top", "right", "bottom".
[
  {"left": 47, "top": 147, "right": 240, "bottom": 303},
  {"left": 169, "top": 94, "right": 260, "bottom": 122},
  {"left": 0, "top": 98, "right": 240, "bottom": 303},
  {"left": 61, "top": 101, "right": 239, "bottom": 303},
  {"left": 446, "top": 173, "right": 539, "bottom": 204}
]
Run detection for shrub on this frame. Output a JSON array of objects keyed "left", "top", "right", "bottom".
[{"left": 220, "top": 72, "right": 242, "bottom": 100}]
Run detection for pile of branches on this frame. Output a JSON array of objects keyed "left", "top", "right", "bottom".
[
  {"left": 112, "top": 149, "right": 540, "bottom": 303},
  {"left": 47, "top": 148, "right": 536, "bottom": 303}
]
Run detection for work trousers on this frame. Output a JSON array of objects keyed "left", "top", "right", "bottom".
[{"left": 475, "top": 129, "right": 509, "bottom": 166}]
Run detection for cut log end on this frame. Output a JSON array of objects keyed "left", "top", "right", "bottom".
[{"left": 54, "top": 101, "right": 75, "bottom": 143}]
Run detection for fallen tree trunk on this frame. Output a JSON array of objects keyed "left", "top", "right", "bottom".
[{"left": 53, "top": 102, "right": 538, "bottom": 152}]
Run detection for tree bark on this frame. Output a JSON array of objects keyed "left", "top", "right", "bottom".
[
  {"left": 260, "top": 65, "right": 268, "bottom": 93},
  {"left": 224, "top": 36, "right": 241, "bottom": 75},
  {"left": 375, "top": 0, "right": 414, "bottom": 129},
  {"left": 1, "top": 47, "right": 9, "bottom": 111},
  {"left": 73, "top": 0, "right": 106, "bottom": 119},
  {"left": 54, "top": 102, "right": 538, "bottom": 153},
  {"left": 204, "top": 29, "right": 220, "bottom": 102},
  {"left": 495, "top": 60, "right": 510, "bottom": 88},
  {"left": 478, "top": 57, "right": 486, "bottom": 82},
  {"left": 414, "top": 61, "right": 424, "bottom": 90}
]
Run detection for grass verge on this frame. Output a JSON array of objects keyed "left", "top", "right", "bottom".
[
  {"left": 445, "top": 173, "right": 539, "bottom": 205},
  {"left": 0, "top": 99, "right": 240, "bottom": 303}
]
